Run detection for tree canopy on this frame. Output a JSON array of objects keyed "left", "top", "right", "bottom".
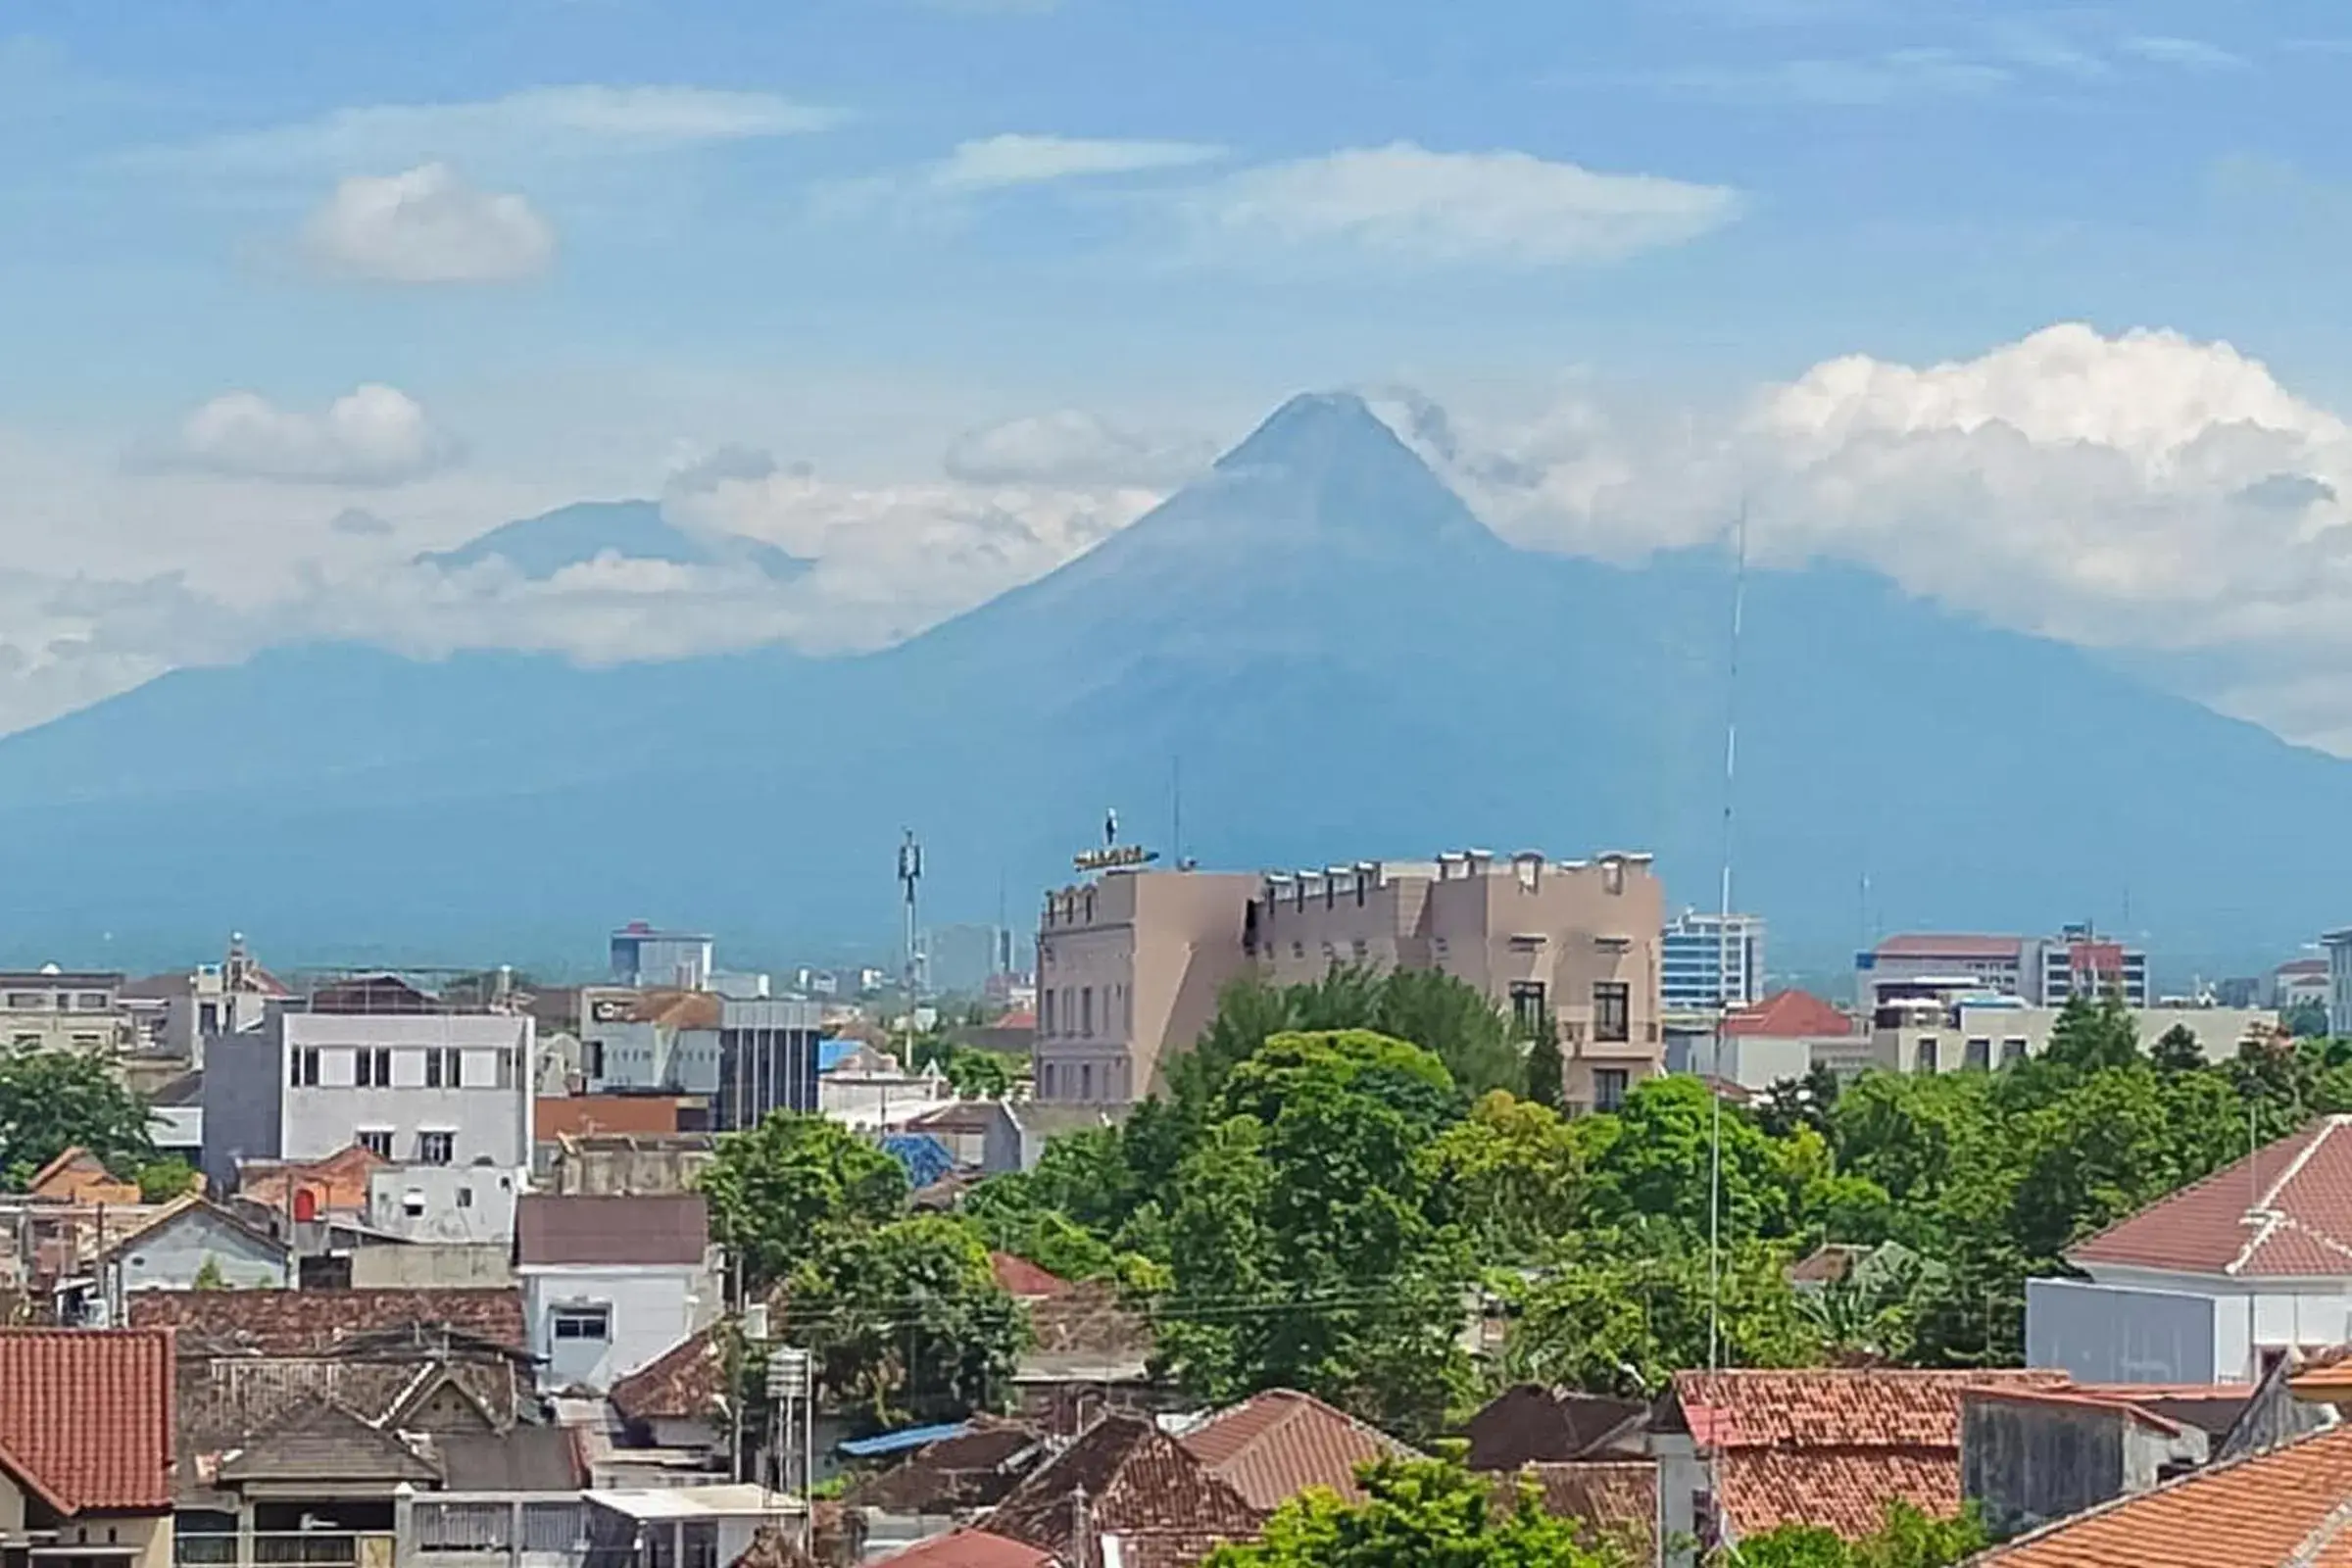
[
  {"left": 0, "top": 1048, "right": 157, "bottom": 1188},
  {"left": 1203, "top": 1458, "right": 1633, "bottom": 1568}
]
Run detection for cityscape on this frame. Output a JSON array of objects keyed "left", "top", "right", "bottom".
[{"left": 15, "top": 2, "right": 2352, "bottom": 1567}]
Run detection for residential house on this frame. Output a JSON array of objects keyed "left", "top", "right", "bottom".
[
  {"left": 0, "top": 1328, "right": 176, "bottom": 1568},
  {"left": 1653, "top": 1369, "right": 2069, "bottom": 1561},
  {"left": 1176, "top": 1389, "right": 1420, "bottom": 1510},
  {"left": 819, "top": 1045, "right": 954, "bottom": 1133},
  {"left": 1460, "top": 1386, "right": 1649, "bottom": 1472},
  {"left": 867, "top": 1529, "right": 1051, "bottom": 1568},
  {"left": 1868, "top": 997, "right": 2274, "bottom": 1076},
  {"left": 1968, "top": 1421, "right": 2352, "bottom": 1567},
  {"left": 514, "top": 1195, "right": 722, "bottom": 1394},
  {"left": 606, "top": 1327, "right": 727, "bottom": 1455},
  {"left": 1012, "top": 1280, "right": 1164, "bottom": 1435},
  {"left": 0, "top": 1194, "right": 172, "bottom": 1326},
  {"left": 984, "top": 1412, "right": 1265, "bottom": 1568},
  {"left": 1504, "top": 1463, "right": 1660, "bottom": 1567},
  {"left": 24, "top": 1147, "right": 143, "bottom": 1207},
  {"left": 545, "top": 1134, "right": 715, "bottom": 1198},
  {"left": 2277, "top": 956, "right": 2330, "bottom": 1013},
  {"left": 838, "top": 1419, "right": 1048, "bottom": 1560},
  {"left": 0, "top": 969, "right": 133, "bottom": 1055},
  {"left": 581, "top": 1487, "right": 803, "bottom": 1568},
  {"left": 100, "top": 1197, "right": 291, "bottom": 1298},
  {"left": 148, "top": 1073, "right": 205, "bottom": 1167},
  {"left": 2027, "top": 1114, "right": 2352, "bottom": 1385},
  {"left": 532, "top": 1096, "right": 697, "bottom": 1171},
  {"left": 1678, "top": 990, "right": 1862, "bottom": 1089},
  {"left": 364, "top": 1163, "right": 521, "bottom": 1246},
  {"left": 199, "top": 978, "right": 534, "bottom": 1195},
  {"left": 122, "top": 935, "right": 290, "bottom": 1068}
]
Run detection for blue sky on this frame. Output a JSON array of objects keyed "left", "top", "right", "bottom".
[{"left": 8, "top": 0, "right": 2352, "bottom": 745}]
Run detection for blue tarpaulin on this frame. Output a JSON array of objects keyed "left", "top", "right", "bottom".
[
  {"left": 837, "top": 1421, "right": 971, "bottom": 1458},
  {"left": 881, "top": 1132, "right": 956, "bottom": 1189},
  {"left": 817, "top": 1039, "right": 861, "bottom": 1074}
]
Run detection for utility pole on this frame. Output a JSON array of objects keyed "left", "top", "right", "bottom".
[{"left": 1708, "top": 501, "right": 1747, "bottom": 1377}]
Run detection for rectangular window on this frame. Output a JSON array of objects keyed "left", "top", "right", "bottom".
[
  {"left": 292, "top": 1048, "right": 320, "bottom": 1087},
  {"left": 424, "top": 1047, "right": 463, "bottom": 1088},
  {"left": 457, "top": 1185, "right": 474, "bottom": 1209},
  {"left": 75, "top": 992, "right": 110, "bottom": 1011},
  {"left": 354, "top": 1048, "right": 392, "bottom": 1087},
  {"left": 1041, "top": 991, "right": 1055, "bottom": 1036},
  {"left": 1509, "top": 981, "right": 1547, "bottom": 1033},
  {"left": 1081, "top": 987, "right": 1094, "bottom": 1038},
  {"left": 2002, "top": 1037, "right": 2030, "bottom": 1065},
  {"left": 1080, "top": 1062, "right": 1094, "bottom": 1101},
  {"left": 1964, "top": 1037, "right": 1991, "bottom": 1071},
  {"left": 585, "top": 1038, "right": 606, "bottom": 1079},
  {"left": 416, "top": 1130, "right": 455, "bottom": 1165},
  {"left": 552, "top": 1306, "right": 610, "bottom": 1342},
  {"left": 1915, "top": 1038, "right": 1939, "bottom": 1074},
  {"left": 1040, "top": 1062, "right": 1056, "bottom": 1099},
  {"left": 1592, "top": 982, "right": 1630, "bottom": 1043},
  {"left": 358, "top": 1129, "right": 394, "bottom": 1158},
  {"left": 1594, "top": 1067, "right": 1630, "bottom": 1113},
  {"left": 198, "top": 1002, "right": 220, "bottom": 1035},
  {"left": 495, "top": 1050, "right": 515, "bottom": 1090}
]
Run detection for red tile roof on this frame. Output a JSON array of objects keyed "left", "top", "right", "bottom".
[
  {"left": 991, "top": 1252, "right": 1075, "bottom": 1300},
  {"left": 989, "top": 1413, "right": 1262, "bottom": 1568},
  {"left": 608, "top": 1327, "right": 724, "bottom": 1424},
  {"left": 1874, "top": 934, "right": 2023, "bottom": 960},
  {"left": 1178, "top": 1389, "right": 1418, "bottom": 1509},
  {"left": 534, "top": 1096, "right": 692, "bottom": 1142},
  {"left": 238, "top": 1144, "right": 387, "bottom": 1214},
  {"left": 871, "top": 1530, "right": 1052, "bottom": 1568},
  {"left": 2068, "top": 1115, "right": 2352, "bottom": 1278},
  {"left": 1975, "top": 1423, "right": 2352, "bottom": 1567},
  {"left": 515, "top": 1194, "right": 710, "bottom": 1266},
  {"left": 1727, "top": 990, "right": 1857, "bottom": 1040},
  {"left": 1673, "top": 1369, "right": 2069, "bottom": 1542},
  {"left": 129, "top": 1287, "right": 527, "bottom": 1352},
  {"left": 0, "top": 1329, "right": 175, "bottom": 1514},
  {"left": 1507, "top": 1461, "right": 1659, "bottom": 1561},
  {"left": 25, "top": 1147, "right": 142, "bottom": 1205}
]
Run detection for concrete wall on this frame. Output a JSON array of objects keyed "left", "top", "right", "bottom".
[
  {"left": 349, "top": 1242, "right": 514, "bottom": 1288},
  {"left": 2026, "top": 1277, "right": 2220, "bottom": 1384},
  {"left": 280, "top": 1010, "right": 534, "bottom": 1169},
  {"left": 366, "top": 1164, "right": 522, "bottom": 1244},
  {"left": 113, "top": 1209, "right": 285, "bottom": 1293},
  {"left": 522, "top": 1260, "right": 721, "bottom": 1393},
  {"left": 1959, "top": 1396, "right": 2188, "bottom": 1541},
  {"left": 1876, "top": 1006, "right": 2278, "bottom": 1076},
  {"left": 200, "top": 1028, "right": 285, "bottom": 1192}
]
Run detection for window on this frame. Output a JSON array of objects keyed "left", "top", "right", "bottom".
[
  {"left": 1915, "top": 1038, "right": 1939, "bottom": 1073},
  {"left": 1964, "top": 1037, "right": 1991, "bottom": 1071},
  {"left": 198, "top": 1002, "right": 220, "bottom": 1035},
  {"left": 457, "top": 1185, "right": 474, "bottom": 1209},
  {"left": 584, "top": 1038, "right": 605, "bottom": 1079},
  {"left": 416, "top": 1131, "right": 455, "bottom": 1165},
  {"left": 1592, "top": 982, "right": 1630, "bottom": 1043},
  {"left": 75, "top": 992, "right": 109, "bottom": 1011},
  {"left": 10, "top": 1034, "right": 34, "bottom": 1049},
  {"left": 71, "top": 1033, "right": 101, "bottom": 1049},
  {"left": 552, "top": 1305, "right": 610, "bottom": 1342},
  {"left": 291, "top": 1048, "right": 320, "bottom": 1087},
  {"left": 1080, "top": 987, "right": 1094, "bottom": 1037},
  {"left": 1509, "top": 981, "right": 1547, "bottom": 1033},
  {"left": 1040, "top": 1062, "right": 1056, "bottom": 1099},
  {"left": 424, "top": 1047, "right": 462, "bottom": 1088},
  {"left": 495, "top": 1049, "right": 515, "bottom": 1090},
  {"left": 2001, "top": 1037, "right": 2030, "bottom": 1065},
  {"left": 355, "top": 1048, "right": 391, "bottom": 1087},
  {"left": 1041, "top": 991, "right": 1055, "bottom": 1036},
  {"left": 358, "top": 1129, "right": 394, "bottom": 1158},
  {"left": 402, "top": 1190, "right": 426, "bottom": 1219},
  {"left": 1594, "top": 1067, "right": 1630, "bottom": 1112},
  {"left": 1080, "top": 1062, "right": 1094, "bottom": 1101},
  {"left": 5, "top": 992, "right": 43, "bottom": 1009}
]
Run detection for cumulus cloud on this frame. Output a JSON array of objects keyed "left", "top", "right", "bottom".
[
  {"left": 1191, "top": 143, "right": 1741, "bottom": 267},
  {"left": 156, "top": 385, "right": 460, "bottom": 486},
  {"left": 1393, "top": 323, "right": 2352, "bottom": 741},
  {"left": 140, "top": 85, "right": 836, "bottom": 177},
  {"left": 302, "top": 164, "right": 555, "bottom": 284},
  {"left": 932, "top": 134, "right": 1223, "bottom": 191},
  {"left": 943, "top": 410, "right": 1213, "bottom": 486}
]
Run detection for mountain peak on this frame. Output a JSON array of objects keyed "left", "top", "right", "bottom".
[{"left": 1214, "top": 390, "right": 1408, "bottom": 475}]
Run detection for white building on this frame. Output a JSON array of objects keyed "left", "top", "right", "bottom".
[
  {"left": 2276, "top": 956, "right": 2330, "bottom": 1013},
  {"left": 199, "top": 974, "right": 534, "bottom": 1195},
  {"left": 1661, "top": 910, "right": 1766, "bottom": 1013},
  {"left": 122, "top": 935, "right": 289, "bottom": 1065},
  {"left": 580, "top": 988, "right": 821, "bottom": 1130},
  {"left": 1869, "top": 997, "right": 2274, "bottom": 1075},
  {"left": 2027, "top": 1115, "right": 2352, "bottom": 1384},
  {"left": 609, "top": 923, "right": 714, "bottom": 991},
  {"left": 366, "top": 1162, "right": 522, "bottom": 1245},
  {"left": 515, "top": 1193, "right": 721, "bottom": 1394},
  {"left": 1678, "top": 990, "right": 1861, "bottom": 1089},
  {"left": 1858, "top": 928, "right": 2150, "bottom": 1009}
]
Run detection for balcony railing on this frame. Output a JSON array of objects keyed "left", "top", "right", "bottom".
[{"left": 175, "top": 1534, "right": 395, "bottom": 1568}]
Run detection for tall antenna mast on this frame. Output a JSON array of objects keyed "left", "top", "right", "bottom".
[
  {"left": 1708, "top": 499, "right": 1748, "bottom": 1375},
  {"left": 897, "top": 829, "right": 924, "bottom": 999}
]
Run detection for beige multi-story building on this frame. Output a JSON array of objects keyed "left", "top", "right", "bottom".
[
  {"left": 1034, "top": 868, "right": 1258, "bottom": 1104},
  {"left": 1249, "top": 850, "right": 1664, "bottom": 1110}
]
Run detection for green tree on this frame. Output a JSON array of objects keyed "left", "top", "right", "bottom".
[
  {"left": 788, "top": 1214, "right": 1027, "bottom": 1430},
  {"left": 191, "top": 1256, "right": 228, "bottom": 1291},
  {"left": 1580, "top": 1076, "right": 1804, "bottom": 1243},
  {"left": 1523, "top": 1025, "right": 1566, "bottom": 1111},
  {"left": 1422, "top": 1091, "right": 1584, "bottom": 1261},
  {"left": 1366, "top": 967, "right": 1525, "bottom": 1099},
  {"left": 942, "top": 1048, "right": 1015, "bottom": 1099},
  {"left": 699, "top": 1112, "right": 907, "bottom": 1289},
  {"left": 136, "top": 1156, "right": 199, "bottom": 1203},
  {"left": 0, "top": 1049, "right": 157, "bottom": 1187},
  {"left": 1161, "top": 1031, "right": 1473, "bottom": 1437},
  {"left": 1726, "top": 1500, "right": 1986, "bottom": 1568},
  {"left": 2149, "top": 1023, "right": 2206, "bottom": 1073},
  {"left": 2283, "top": 1000, "right": 2330, "bottom": 1039},
  {"left": 1204, "top": 1457, "right": 1634, "bottom": 1568},
  {"left": 2038, "top": 994, "right": 2138, "bottom": 1075}
]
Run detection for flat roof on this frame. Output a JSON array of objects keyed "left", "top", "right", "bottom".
[{"left": 585, "top": 1486, "right": 805, "bottom": 1520}]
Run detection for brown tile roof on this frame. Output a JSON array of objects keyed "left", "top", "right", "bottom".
[
  {"left": 989, "top": 1413, "right": 1263, "bottom": 1568},
  {"left": 98, "top": 1196, "right": 290, "bottom": 1265},
  {"left": 0, "top": 1328, "right": 175, "bottom": 1514},
  {"left": 635, "top": 990, "right": 723, "bottom": 1029},
  {"left": 1506, "top": 1461, "right": 1659, "bottom": 1562},
  {"left": 1461, "top": 1386, "right": 1649, "bottom": 1471},
  {"left": 870, "top": 1531, "right": 1052, "bottom": 1568},
  {"left": 1673, "top": 1369, "right": 2069, "bottom": 1542},
  {"left": 129, "top": 1287, "right": 527, "bottom": 1352},
  {"left": 1788, "top": 1244, "right": 1873, "bottom": 1285},
  {"left": 1025, "top": 1279, "right": 1155, "bottom": 1359},
  {"left": 535, "top": 1096, "right": 692, "bottom": 1142},
  {"left": 1178, "top": 1389, "right": 1418, "bottom": 1510},
  {"left": 609, "top": 1327, "right": 725, "bottom": 1424},
  {"left": 1973, "top": 1423, "right": 2352, "bottom": 1567},
  {"left": 515, "top": 1194, "right": 709, "bottom": 1266},
  {"left": 991, "top": 1252, "right": 1075, "bottom": 1300},
  {"left": 237, "top": 1144, "right": 388, "bottom": 1214},
  {"left": 2067, "top": 1116, "right": 2352, "bottom": 1278},
  {"left": 25, "top": 1147, "right": 143, "bottom": 1205},
  {"left": 839, "top": 1419, "right": 1046, "bottom": 1513},
  {"left": 1875, "top": 934, "right": 2023, "bottom": 960},
  {"left": 1727, "top": 990, "right": 1858, "bottom": 1039}
]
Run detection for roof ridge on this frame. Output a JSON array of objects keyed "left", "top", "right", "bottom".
[
  {"left": 1971, "top": 1420, "right": 2352, "bottom": 1561},
  {"left": 2229, "top": 1121, "right": 2349, "bottom": 1274},
  {"left": 2070, "top": 1119, "right": 2330, "bottom": 1266},
  {"left": 2285, "top": 1493, "right": 2352, "bottom": 1568}
]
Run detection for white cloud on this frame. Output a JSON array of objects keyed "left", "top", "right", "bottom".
[
  {"left": 145, "top": 85, "right": 836, "bottom": 176},
  {"left": 1642, "top": 50, "right": 2012, "bottom": 107},
  {"left": 932, "top": 133, "right": 1224, "bottom": 191},
  {"left": 943, "top": 410, "right": 1213, "bottom": 486},
  {"left": 1192, "top": 143, "right": 1741, "bottom": 267},
  {"left": 302, "top": 164, "right": 556, "bottom": 283},
  {"left": 157, "top": 385, "right": 460, "bottom": 486},
  {"left": 2123, "top": 35, "right": 2247, "bottom": 71}
]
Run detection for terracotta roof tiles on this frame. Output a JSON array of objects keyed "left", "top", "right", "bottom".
[
  {"left": 990, "top": 1252, "right": 1075, "bottom": 1300},
  {"left": 1727, "top": 991, "right": 1858, "bottom": 1040},
  {"left": 1178, "top": 1389, "right": 1419, "bottom": 1510},
  {"left": 1974, "top": 1423, "right": 2352, "bottom": 1567},
  {"left": 534, "top": 1096, "right": 692, "bottom": 1142},
  {"left": 129, "top": 1287, "right": 526, "bottom": 1352},
  {"left": 608, "top": 1326, "right": 724, "bottom": 1425},
  {"left": 515, "top": 1194, "right": 709, "bottom": 1266},
  {"left": 2068, "top": 1116, "right": 2352, "bottom": 1278},
  {"left": 1875, "top": 934, "right": 2024, "bottom": 960},
  {"left": 1508, "top": 1461, "right": 1659, "bottom": 1561},
  {"left": 0, "top": 1328, "right": 175, "bottom": 1514},
  {"left": 870, "top": 1531, "right": 1052, "bottom": 1568},
  {"left": 989, "top": 1414, "right": 1262, "bottom": 1568}
]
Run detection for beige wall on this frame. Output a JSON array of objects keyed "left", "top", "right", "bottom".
[
  {"left": 1034, "top": 870, "right": 1257, "bottom": 1103},
  {"left": 1867, "top": 1004, "right": 2279, "bottom": 1075},
  {"left": 0, "top": 1472, "right": 171, "bottom": 1568}
]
